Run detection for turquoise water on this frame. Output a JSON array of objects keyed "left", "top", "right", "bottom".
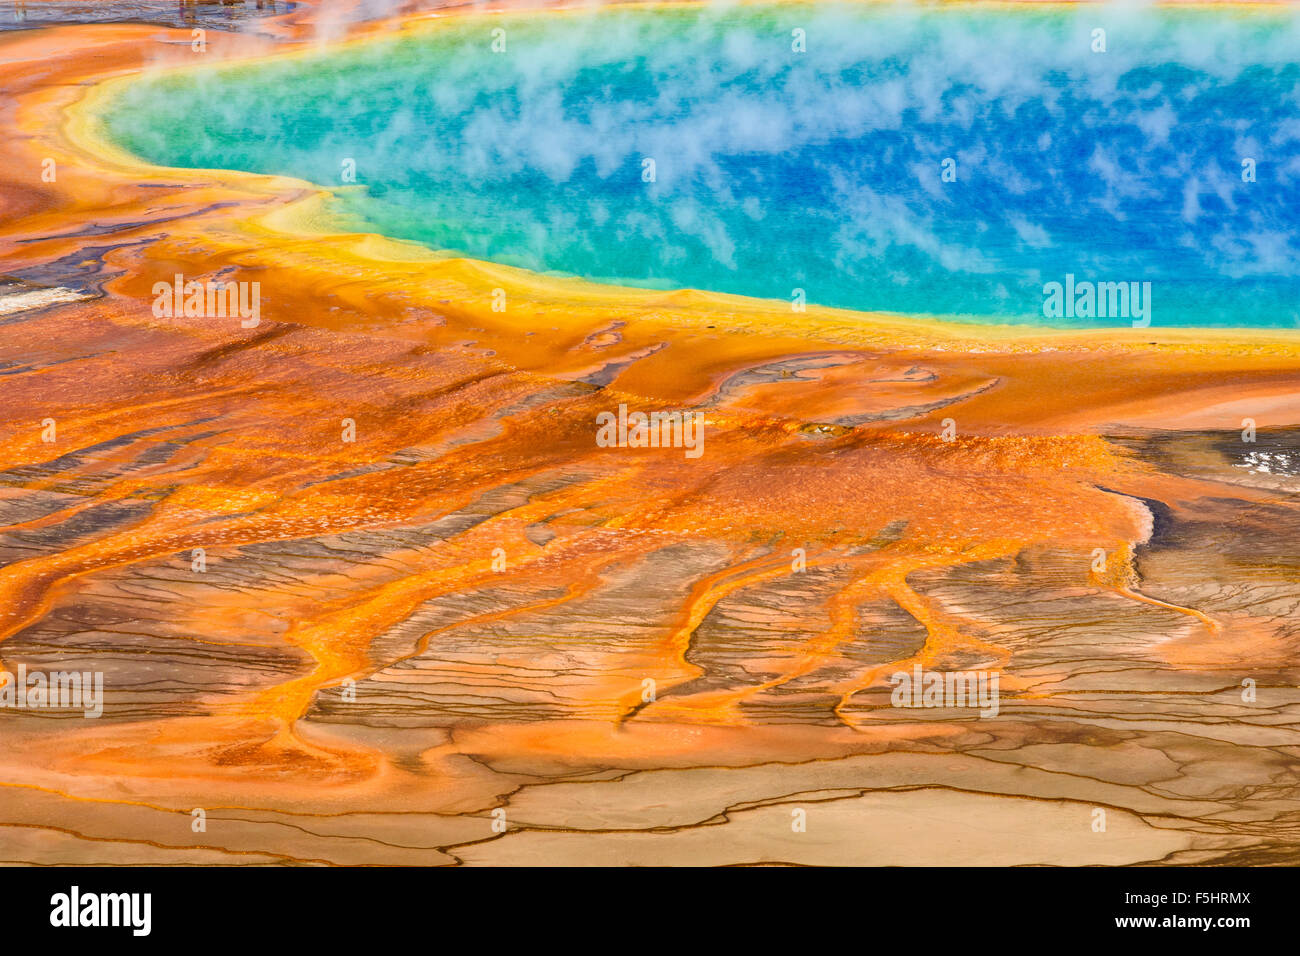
[{"left": 103, "top": 3, "right": 1300, "bottom": 327}]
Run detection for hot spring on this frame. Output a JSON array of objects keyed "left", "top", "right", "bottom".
[{"left": 100, "top": 2, "right": 1300, "bottom": 328}]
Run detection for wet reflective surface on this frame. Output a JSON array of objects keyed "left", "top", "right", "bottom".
[{"left": 1, "top": 5, "right": 1299, "bottom": 866}]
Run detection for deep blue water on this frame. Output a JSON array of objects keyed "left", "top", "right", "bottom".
[{"left": 103, "top": 3, "right": 1300, "bottom": 327}]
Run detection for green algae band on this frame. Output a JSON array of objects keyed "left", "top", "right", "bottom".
[{"left": 103, "top": 3, "right": 1300, "bottom": 328}]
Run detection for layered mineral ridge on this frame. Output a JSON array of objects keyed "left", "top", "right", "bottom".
[{"left": 1, "top": 0, "right": 1299, "bottom": 866}]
